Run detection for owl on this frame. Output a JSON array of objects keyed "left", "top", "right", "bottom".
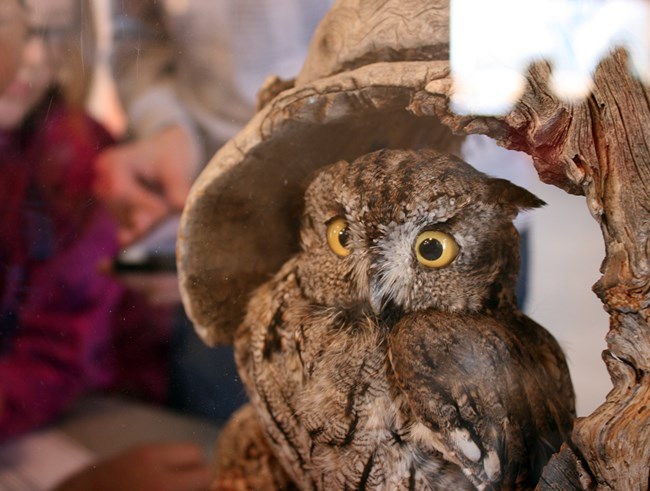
[{"left": 215, "top": 149, "right": 575, "bottom": 491}]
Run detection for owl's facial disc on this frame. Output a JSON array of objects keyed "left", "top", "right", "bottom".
[
  {"left": 367, "top": 224, "right": 461, "bottom": 314},
  {"left": 320, "top": 209, "right": 464, "bottom": 314}
]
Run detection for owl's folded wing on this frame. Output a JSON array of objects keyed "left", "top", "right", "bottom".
[{"left": 387, "top": 309, "right": 574, "bottom": 489}]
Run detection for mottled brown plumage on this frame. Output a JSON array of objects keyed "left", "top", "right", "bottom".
[{"left": 214, "top": 149, "right": 575, "bottom": 491}]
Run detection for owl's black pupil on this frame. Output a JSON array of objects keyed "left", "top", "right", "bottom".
[
  {"left": 419, "top": 238, "right": 443, "bottom": 261},
  {"left": 338, "top": 227, "right": 350, "bottom": 248}
]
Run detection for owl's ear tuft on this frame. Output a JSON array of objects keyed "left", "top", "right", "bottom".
[{"left": 486, "top": 178, "right": 546, "bottom": 216}]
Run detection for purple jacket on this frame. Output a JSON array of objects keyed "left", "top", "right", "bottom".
[{"left": 0, "top": 94, "right": 171, "bottom": 442}]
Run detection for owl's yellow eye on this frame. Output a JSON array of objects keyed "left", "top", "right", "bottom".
[
  {"left": 415, "top": 230, "right": 459, "bottom": 268},
  {"left": 326, "top": 217, "right": 351, "bottom": 257}
]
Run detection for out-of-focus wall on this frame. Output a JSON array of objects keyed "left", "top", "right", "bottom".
[{"left": 525, "top": 178, "right": 610, "bottom": 416}]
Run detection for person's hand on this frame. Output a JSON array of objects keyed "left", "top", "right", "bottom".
[
  {"left": 94, "top": 125, "right": 200, "bottom": 245},
  {"left": 54, "top": 442, "right": 212, "bottom": 491}
]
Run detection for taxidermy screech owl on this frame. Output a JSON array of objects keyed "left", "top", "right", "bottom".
[{"left": 217, "top": 149, "right": 576, "bottom": 491}]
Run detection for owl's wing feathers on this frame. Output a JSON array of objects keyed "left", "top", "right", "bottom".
[{"left": 388, "top": 309, "right": 575, "bottom": 489}]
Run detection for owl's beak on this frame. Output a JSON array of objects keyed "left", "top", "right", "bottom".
[{"left": 369, "top": 280, "right": 403, "bottom": 322}]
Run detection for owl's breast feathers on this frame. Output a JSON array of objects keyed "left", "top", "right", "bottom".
[
  {"left": 237, "top": 259, "right": 575, "bottom": 490},
  {"left": 388, "top": 309, "right": 576, "bottom": 489}
]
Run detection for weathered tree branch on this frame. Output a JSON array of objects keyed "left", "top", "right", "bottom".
[{"left": 456, "top": 49, "right": 650, "bottom": 491}]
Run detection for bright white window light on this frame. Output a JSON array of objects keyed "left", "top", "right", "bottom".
[{"left": 450, "top": 0, "right": 650, "bottom": 115}]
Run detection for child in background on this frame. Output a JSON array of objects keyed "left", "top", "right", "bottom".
[{"left": 0, "top": 0, "right": 171, "bottom": 441}]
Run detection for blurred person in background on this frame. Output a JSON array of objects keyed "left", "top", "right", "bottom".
[
  {"left": 0, "top": 0, "right": 27, "bottom": 91},
  {"left": 0, "top": 0, "right": 172, "bottom": 442},
  {"left": 94, "top": 0, "right": 334, "bottom": 425},
  {"left": 0, "top": 1, "right": 213, "bottom": 487}
]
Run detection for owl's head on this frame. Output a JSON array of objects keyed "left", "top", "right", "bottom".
[{"left": 296, "top": 149, "right": 544, "bottom": 315}]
